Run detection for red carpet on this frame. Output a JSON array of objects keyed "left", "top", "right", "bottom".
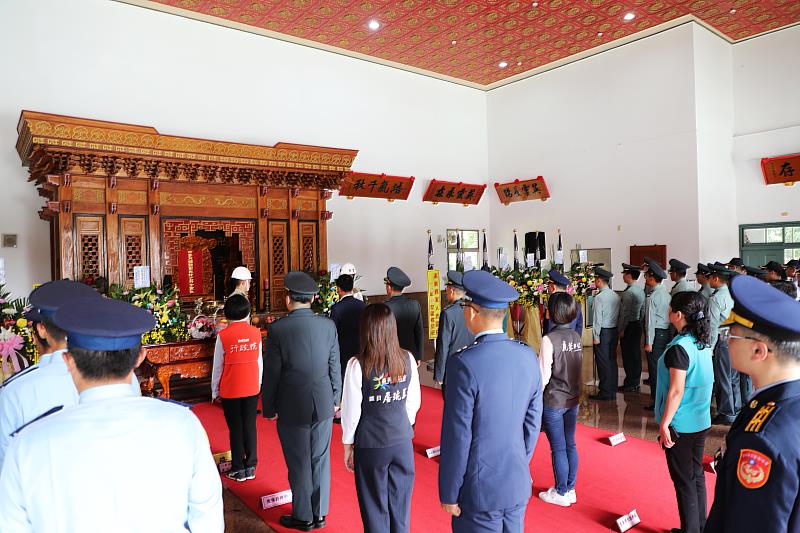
[{"left": 194, "top": 387, "right": 716, "bottom": 532}]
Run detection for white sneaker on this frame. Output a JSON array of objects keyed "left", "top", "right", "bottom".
[
  {"left": 566, "top": 489, "right": 577, "bottom": 504},
  {"left": 538, "top": 487, "right": 571, "bottom": 507}
]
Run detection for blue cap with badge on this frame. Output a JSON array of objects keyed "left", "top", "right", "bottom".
[
  {"left": 696, "top": 263, "right": 711, "bottom": 276},
  {"left": 669, "top": 259, "right": 690, "bottom": 272},
  {"left": 729, "top": 275, "right": 800, "bottom": 342},
  {"left": 645, "top": 258, "right": 667, "bottom": 280},
  {"left": 53, "top": 296, "right": 155, "bottom": 351},
  {"left": 446, "top": 270, "right": 464, "bottom": 289},
  {"left": 621, "top": 263, "right": 641, "bottom": 275},
  {"left": 284, "top": 271, "right": 319, "bottom": 296},
  {"left": 25, "top": 280, "right": 100, "bottom": 322},
  {"left": 384, "top": 267, "right": 411, "bottom": 289},
  {"left": 547, "top": 269, "right": 570, "bottom": 287},
  {"left": 462, "top": 270, "right": 518, "bottom": 309}
]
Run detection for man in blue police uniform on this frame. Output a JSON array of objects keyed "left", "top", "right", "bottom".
[
  {"left": 439, "top": 269, "right": 542, "bottom": 532},
  {"left": 384, "top": 266, "right": 425, "bottom": 362},
  {"left": 263, "top": 271, "right": 341, "bottom": 531},
  {"left": 618, "top": 263, "right": 645, "bottom": 392},
  {"left": 0, "top": 280, "right": 139, "bottom": 470},
  {"left": 434, "top": 270, "right": 474, "bottom": 399},
  {"left": 0, "top": 296, "right": 223, "bottom": 531},
  {"left": 706, "top": 276, "right": 800, "bottom": 532},
  {"left": 590, "top": 267, "right": 620, "bottom": 401},
  {"left": 669, "top": 259, "right": 694, "bottom": 296},
  {"left": 542, "top": 269, "right": 583, "bottom": 336}
]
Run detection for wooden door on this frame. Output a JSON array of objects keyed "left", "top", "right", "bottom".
[{"left": 268, "top": 221, "right": 289, "bottom": 311}]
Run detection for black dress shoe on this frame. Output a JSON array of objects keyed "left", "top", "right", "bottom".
[
  {"left": 643, "top": 378, "right": 653, "bottom": 386},
  {"left": 314, "top": 516, "right": 326, "bottom": 529},
  {"left": 712, "top": 415, "right": 733, "bottom": 426},
  {"left": 279, "top": 515, "right": 314, "bottom": 531},
  {"left": 618, "top": 385, "right": 640, "bottom": 392},
  {"left": 588, "top": 394, "right": 614, "bottom": 401}
]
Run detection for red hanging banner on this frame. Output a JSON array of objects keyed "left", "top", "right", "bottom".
[
  {"left": 422, "top": 179, "right": 487, "bottom": 206},
  {"left": 761, "top": 153, "right": 800, "bottom": 186},
  {"left": 339, "top": 172, "right": 414, "bottom": 201},
  {"left": 494, "top": 176, "right": 550, "bottom": 205}
]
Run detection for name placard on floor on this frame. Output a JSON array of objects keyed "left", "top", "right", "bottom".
[
  {"left": 261, "top": 489, "right": 293, "bottom": 510},
  {"left": 608, "top": 433, "right": 626, "bottom": 446},
  {"left": 616, "top": 509, "right": 640, "bottom": 532},
  {"left": 213, "top": 450, "right": 232, "bottom": 473},
  {"left": 426, "top": 445, "right": 441, "bottom": 458}
]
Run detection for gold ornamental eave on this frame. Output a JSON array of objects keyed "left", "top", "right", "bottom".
[{"left": 16, "top": 110, "right": 359, "bottom": 175}]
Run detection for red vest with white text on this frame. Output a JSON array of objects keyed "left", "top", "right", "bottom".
[{"left": 218, "top": 321, "right": 261, "bottom": 398}]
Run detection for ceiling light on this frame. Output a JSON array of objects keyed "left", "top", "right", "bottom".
[
  {"left": 729, "top": 8, "right": 736, "bottom": 14},
  {"left": 451, "top": 40, "right": 457, "bottom": 45},
  {"left": 498, "top": 61, "right": 508, "bottom": 68},
  {"left": 623, "top": 12, "right": 635, "bottom": 21},
  {"left": 368, "top": 19, "right": 380, "bottom": 30},
  {"left": 517, "top": 61, "right": 522, "bottom": 66},
  {"left": 532, "top": 2, "right": 539, "bottom": 6},
  {"left": 597, "top": 32, "right": 603, "bottom": 37}
]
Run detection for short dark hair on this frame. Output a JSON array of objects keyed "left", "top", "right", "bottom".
[
  {"left": 626, "top": 270, "right": 640, "bottom": 280},
  {"left": 387, "top": 282, "right": 403, "bottom": 292},
  {"left": 224, "top": 294, "right": 250, "bottom": 320},
  {"left": 673, "top": 268, "right": 687, "bottom": 277},
  {"left": 548, "top": 292, "right": 577, "bottom": 325},
  {"left": 68, "top": 345, "right": 141, "bottom": 380},
  {"left": 770, "top": 280, "right": 798, "bottom": 300},
  {"left": 335, "top": 274, "right": 354, "bottom": 292},
  {"left": 42, "top": 317, "right": 67, "bottom": 343},
  {"left": 647, "top": 271, "right": 665, "bottom": 282},
  {"left": 289, "top": 292, "right": 314, "bottom": 305}
]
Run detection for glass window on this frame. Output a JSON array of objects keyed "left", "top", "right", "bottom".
[
  {"left": 767, "top": 227, "right": 784, "bottom": 243},
  {"left": 786, "top": 227, "right": 800, "bottom": 243},
  {"left": 447, "top": 229, "right": 480, "bottom": 271},
  {"left": 786, "top": 248, "right": 800, "bottom": 262},
  {"left": 743, "top": 228, "right": 766, "bottom": 244}
]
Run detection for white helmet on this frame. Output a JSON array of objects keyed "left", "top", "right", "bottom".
[
  {"left": 340, "top": 263, "right": 357, "bottom": 276},
  {"left": 231, "top": 266, "right": 252, "bottom": 280}
]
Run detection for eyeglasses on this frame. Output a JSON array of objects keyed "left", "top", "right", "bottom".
[
  {"left": 459, "top": 301, "right": 479, "bottom": 313},
  {"left": 721, "top": 330, "right": 773, "bottom": 352}
]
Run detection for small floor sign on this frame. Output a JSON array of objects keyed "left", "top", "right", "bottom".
[{"left": 261, "top": 489, "right": 293, "bottom": 510}]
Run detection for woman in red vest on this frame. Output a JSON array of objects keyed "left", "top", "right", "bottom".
[{"left": 212, "top": 294, "right": 263, "bottom": 482}]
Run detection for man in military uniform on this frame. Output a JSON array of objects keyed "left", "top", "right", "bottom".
[
  {"left": 590, "top": 267, "right": 620, "bottom": 401},
  {"left": 433, "top": 271, "right": 474, "bottom": 399},
  {"left": 0, "top": 296, "right": 223, "bottom": 531},
  {"left": 669, "top": 259, "right": 693, "bottom": 296},
  {"left": 727, "top": 257, "right": 746, "bottom": 275},
  {"left": 0, "top": 280, "right": 138, "bottom": 470},
  {"left": 696, "top": 263, "right": 713, "bottom": 300},
  {"left": 706, "top": 276, "right": 800, "bottom": 532},
  {"left": 543, "top": 269, "right": 583, "bottom": 336},
  {"left": 643, "top": 259, "right": 670, "bottom": 410},
  {"left": 763, "top": 261, "right": 787, "bottom": 282},
  {"left": 384, "top": 266, "right": 424, "bottom": 363},
  {"left": 439, "top": 269, "right": 542, "bottom": 532},
  {"left": 618, "top": 263, "right": 645, "bottom": 392},
  {"left": 263, "top": 271, "right": 341, "bottom": 531},
  {"left": 708, "top": 263, "right": 737, "bottom": 425}
]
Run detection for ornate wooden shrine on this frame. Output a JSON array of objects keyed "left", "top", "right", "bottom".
[{"left": 16, "top": 111, "right": 358, "bottom": 311}]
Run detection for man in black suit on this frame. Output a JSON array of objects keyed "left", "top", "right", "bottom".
[
  {"left": 329, "top": 274, "right": 366, "bottom": 401},
  {"left": 263, "top": 271, "right": 341, "bottom": 531},
  {"left": 383, "top": 266, "right": 425, "bottom": 364},
  {"left": 433, "top": 270, "right": 474, "bottom": 398}
]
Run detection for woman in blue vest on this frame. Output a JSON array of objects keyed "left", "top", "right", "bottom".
[
  {"left": 341, "top": 303, "right": 421, "bottom": 533},
  {"left": 655, "top": 291, "right": 714, "bottom": 533}
]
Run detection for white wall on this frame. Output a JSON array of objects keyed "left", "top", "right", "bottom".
[
  {"left": 693, "top": 25, "right": 738, "bottom": 262},
  {"left": 486, "top": 24, "right": 700, "bottom": 285},
  {"left": 733, "top": 25, "right": 800, "bottom": 227},
  {"left": 0, "top": 0, "right": 488, "bottom": 297}
]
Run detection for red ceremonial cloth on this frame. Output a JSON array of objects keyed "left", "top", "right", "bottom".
[
  {"left": 193, "top": 386, "right": 716, "bottom": 532},
  {"left": 177, "top": 249, "right": 206, "bottom": 295}
]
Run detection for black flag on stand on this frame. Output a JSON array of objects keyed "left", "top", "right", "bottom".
[
  {"left": 482, "top": 230, "right": 488, "bottom": 268},
  {"left": 427, "top": 231, "right": 434, "bottom": 270},
  {"left": 456, "top": 231, "right": 463, "bottom": 272},
  {"left": 513, "top": 231, "right": 519, "bottom": 270}
]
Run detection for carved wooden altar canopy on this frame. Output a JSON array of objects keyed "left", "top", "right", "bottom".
[{"left": 16, "top": 111, "right": 358, "bottom": 311}]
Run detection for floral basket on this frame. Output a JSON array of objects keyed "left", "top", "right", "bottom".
[
  {"left": 488, "top": 266, "right": 547, "bottom": 308},
  {"left": 188, "top": 315, "right": 215, "bottom": 340},
  {"left": 109, "top": 284, "right": 190, "bottom": 345},
  {"left": 0, "top": 284, "right": 37, "bottom": 383}
]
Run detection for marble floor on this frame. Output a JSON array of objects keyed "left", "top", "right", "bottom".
[{"left": 223, "top": 346, "right": 730, "bottom": 532}]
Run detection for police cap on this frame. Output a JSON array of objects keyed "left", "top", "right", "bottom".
[
  {"left": 462, "top": 270, "right": 518, "bottom": 309},
  {"left": 384, "top": 267, "right": 411, "bottom": 289},
  {"left": 53, "top": 297, "right": 155, "bottom": 351},
  {"left": 729, "top": 275, "right": 800, "bottom": 342},
  {"left": 26, "top": 280, "right": 100, "bottom": 322},
  {"left": 284, "top": 271, "right": 319, "bottom": 296},
  {"left": 547, "top": 269, "right": 570, "bottom": 287}
]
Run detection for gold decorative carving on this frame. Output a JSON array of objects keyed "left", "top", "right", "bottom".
[
  {"left": 117, "top": 190, "right": 147, "bottom": 205},
  {"left": 159, "top": 192, "right": 256, "bottom": 209},
  {"left": 72, "top": 188, "right": 104, "bottom": 203}
]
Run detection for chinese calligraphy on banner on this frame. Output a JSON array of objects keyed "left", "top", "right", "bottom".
[
  {"left": 339, "top": 172, "right": 414, "bottom": 201},
  {"left": 422, "top": 179, "right": 487, "bottom": 206},
  {"left": 427, "top": 269, "right": 442, "bottom": 340},
  {"left": 761, "top": 154, "right": 800, "bottom": 185},
  {"left": 494, "top": 176, "right": 550, "bottom": 205}
]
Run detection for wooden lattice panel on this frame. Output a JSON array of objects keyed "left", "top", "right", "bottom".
[
  {"left": 269, "top": 221, "right": 289, "bottom": 311},
  {"left": 80, "top": 235, "right": 100, "bottom": 277},
  {"left": 299, "top": 222, "right": 318, "bottom": 273},
  {"left": 75, "top": 215, "right": 105, "bottom": 281},
  {"left": 125, "top": 235, "right": 142, "bottom": 281},
  {"left": 162, "top": 218, "right": 256, "bottom": 276}
]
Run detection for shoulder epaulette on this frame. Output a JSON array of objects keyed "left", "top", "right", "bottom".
[
  {"left": 744, "top": 400, "right": 780, "bottom": 434},
  {"left": 454, "top": 341, "right": 478, "bottom": 355},
  {"left": 513, "top": 339, "right": 530, "bottom": 347},
  {"left": 153, "top": 397, "right": 193, "bottom": 409},
  {"left": 0, "top": 365, "right": 39, "bottom": 389},
  {"left": 11, "top": 405, "right": 63, "bottom": 437}
]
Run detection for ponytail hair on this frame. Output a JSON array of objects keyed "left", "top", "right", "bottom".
[{"left": 669, "top": 291, "right": 710, "bottom": 348}]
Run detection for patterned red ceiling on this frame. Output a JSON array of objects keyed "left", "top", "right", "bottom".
[{"left": 148, "top": 0, "right": 800, "bottom": 86}]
